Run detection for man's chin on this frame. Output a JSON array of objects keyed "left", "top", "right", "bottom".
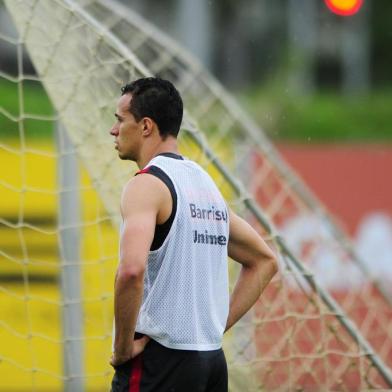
[{"left": 118, "top": 151, "right": 133, "bottom": 161}]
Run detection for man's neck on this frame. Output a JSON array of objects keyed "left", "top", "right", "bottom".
[{"left": 137, "top": 137, "right": 179, "bottom": 169}]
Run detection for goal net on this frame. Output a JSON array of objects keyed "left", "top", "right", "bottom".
[{"left": 0, "top": 0, "right": 391, "bottom": 391}]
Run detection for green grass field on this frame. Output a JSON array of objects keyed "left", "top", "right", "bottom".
[
  {"left": 0, "top": 78, "right": 54, "bottom": 139},
  {"left": 241, "top": 86, "right": 392, "bottom": 142}
]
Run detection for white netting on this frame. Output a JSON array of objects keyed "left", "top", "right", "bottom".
[{"left": 0, "top": 0, "right": 391, "bottom": 390}]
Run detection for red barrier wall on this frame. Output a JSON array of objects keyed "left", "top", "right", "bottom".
[{"left": 277, "top": 144, "right": 392, "bottom": 235}]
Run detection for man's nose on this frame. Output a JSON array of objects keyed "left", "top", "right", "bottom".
[{"left": 110, "top": 124, "right": 118, "bottom": 136}]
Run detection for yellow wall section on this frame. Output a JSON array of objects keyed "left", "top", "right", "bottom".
[{"left": 0, "top": 141, "right": 118, "bottom": 391}]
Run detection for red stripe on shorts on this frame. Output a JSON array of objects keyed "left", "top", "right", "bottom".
[{"left": 128, "top": 354, "right": 143, "bottom": 392}]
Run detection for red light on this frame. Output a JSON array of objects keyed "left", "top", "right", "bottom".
[{"left": 324, "top": 0, "right": 364, "bottom": 16}]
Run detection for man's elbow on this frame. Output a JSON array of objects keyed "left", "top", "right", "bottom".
[
  {"left": 258, "top": 253, "right": 278, "bottom": 278},
  {"left": 117, "top": 261, "right": 145, "bottom": 282}
]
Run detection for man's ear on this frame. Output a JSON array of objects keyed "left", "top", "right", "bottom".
[{"left": 141, "top": 117, "right": 154, "bottom": 137}]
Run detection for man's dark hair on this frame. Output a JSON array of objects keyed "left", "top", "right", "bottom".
[{"left": 121, "top": 77, "right": 183, "bottom": 139}]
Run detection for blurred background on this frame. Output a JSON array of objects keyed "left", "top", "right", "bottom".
[
  {"left": 1, "top": 0, "right": 391, "bottom": 278},
  {"left": 1, "top": 0, "right": 391, "bottom": 390}
]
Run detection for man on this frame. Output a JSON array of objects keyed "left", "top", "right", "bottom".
[{"left": 109, "top": 77, "right": 277, "bottom": 391}]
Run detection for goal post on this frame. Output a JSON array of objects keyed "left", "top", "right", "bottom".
[
  {"left": 1, "top": 0, "right": 392, "bottom": 390},
  {"left": 56, "top": 122, "right": 83, "bottom": 392}
]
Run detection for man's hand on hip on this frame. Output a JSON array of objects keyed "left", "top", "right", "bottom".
[{"left": 110, "top": 335, "right": 150, "bottom": 366}]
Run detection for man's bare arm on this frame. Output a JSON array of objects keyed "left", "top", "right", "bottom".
[
  {"left": 112, "top": 174, "right": 165, "bottom": 365},
  {"left": 225, "top": 209, "right": 278, "bottom": 332}
]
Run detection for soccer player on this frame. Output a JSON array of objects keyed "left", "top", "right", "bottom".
[{"left": 109, "top": 77, "right": 277, "bottom": 391}]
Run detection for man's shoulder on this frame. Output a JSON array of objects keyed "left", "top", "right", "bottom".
[
  {"left": 125, "top": 170, "right": 167, "bottom": 193},
  {"left": 122, "top": 172, "right": 168, "bottom": 209}
]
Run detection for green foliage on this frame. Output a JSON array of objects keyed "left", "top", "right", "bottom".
[
  {"left": 240, "top": 87, "right": 392, "bottom": 143},
  {"left": 2, "top": 78, "right": 391, "bottom": 143},
  {"left": 0, "top": 78, "right": 54, "bottom": 139}
]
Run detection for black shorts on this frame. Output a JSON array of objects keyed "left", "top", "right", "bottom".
[{"left": 111, "top": 337, "right": 228, "bottom": 392}]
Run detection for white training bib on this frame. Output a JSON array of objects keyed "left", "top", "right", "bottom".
[{"left": 135, "top": 155, "right": 229, "bottom": 350}]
